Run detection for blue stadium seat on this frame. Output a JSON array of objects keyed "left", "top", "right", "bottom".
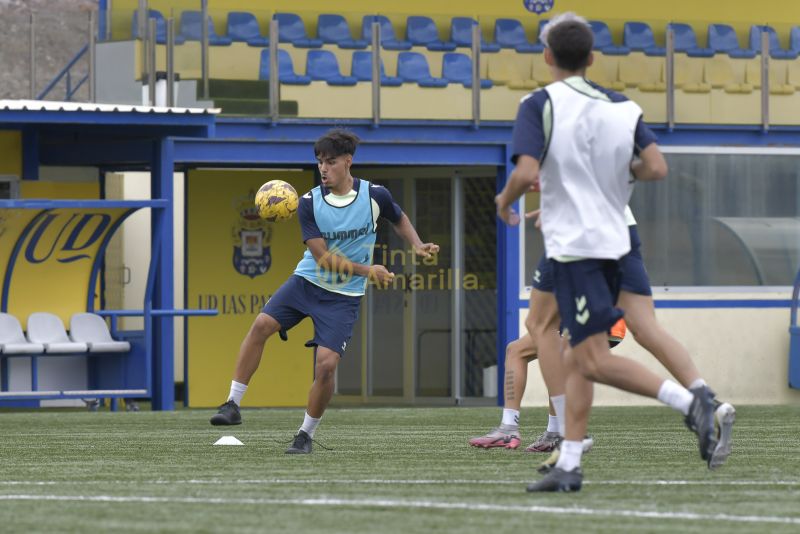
[
  {"left": 406, "top": 16, "right": 457, "bottom": 51},
  {"left": 226, "top": 11, "right": 269, "bottom": 47},
  {"left": 351, "top": 51, "right": 402, "bottom": 86},
  {"left": 317, "top": 14, "right": 368, "bottom": 49},
  {"left": 442, "top": 53, "right": 493, "bottom": 88},
  {"left": 361, "top": 16, "right": 412, "bottom": 50},
  {"left": 131, "top": 10, "right": 186, "bottom": 44},
  {"left": 749, "top": 25, "right": 798, "bottom": 59},
  {"left": 397, "top": 52, "right": 449, "bottom": 87},
  {"left": 494, "top": 18, "right": 541, "bottom": 53},
  {"left": 179, "top": 11, "right": 233, "bottom": 45},
  {"left": 791, "top": 27, "right": 800, "bottom": 53},
  {"left": 274, "top": 13, "right": 323, "bottom": 48},
  {"left": 666, "top": 23, "right": 714, "bottom": 57},
  {"left": 708, "top": 24, "right": 756, "bottom": 58},
  {"left": 589, "top": 21, "right": 630, "bottom": 55},
  {"left": 258, "top": 49, "right": 311, "bottom": 84},
  {"left": 623, "top": 22, "right": 665, "bottom": 56},
  {"left": 305, "top": 50, "right": 358, "bottom": 85},
  {"left": 450, "top": 17, "right": 501, "bottom": 52}
]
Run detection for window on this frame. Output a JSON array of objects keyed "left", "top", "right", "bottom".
[
  {"left": 0, "top": 176, "right": 19, "bottom": 199},
  {"left": 522, "top": 149, "right": 800, "bottom": 288}
]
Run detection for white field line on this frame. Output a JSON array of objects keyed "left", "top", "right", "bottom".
[
  {"left": 0, "top": 479, "right": 799, "bottom": 487},
  {"left": 0, "top": 494, "right": 798, "bottom": 526}
]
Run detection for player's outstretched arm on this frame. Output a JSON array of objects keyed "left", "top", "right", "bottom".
[
  {"left": 307, "top": 237, "right": 370, "bottom": 277},
  {"left": 391, "top": 213, "right": 440, "bottom": 259},
  {"left": 306, "top": 237, "right": 395, "bottom": 287},
  {"left": 496, "top": 155, "right": 540, "bottom": 226},
  {"left": 631, "top": 144, "right": 668, "bottom": 181}
]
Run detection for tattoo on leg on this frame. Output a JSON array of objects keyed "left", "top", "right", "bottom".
[{"left": 504, "top": 369, "right": 515, "bottom": 401}]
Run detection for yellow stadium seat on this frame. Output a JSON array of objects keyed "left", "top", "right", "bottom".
[
  {"left": 531, "top": 53, "right": 554, "bottom": 85},
  {"left": 618, "top": 53, "right": 664, "bottom": 92},
  {"left": 587, "top": 53, "right": 624, "bottom": 91},
  {"left": 787, "top": 60, "right": 800, "bottom": 89},
  {"left": 744, "top": 59, "right": 795, "bottom": 94},
  {"left": 486, "top": 54, "right": 537, "bottom": 90},
  {"left": 704, "top": 56, "right": 753, "bottom": 93},
  {"left": 672, "top": 55, "right": 711, "bottom": 93}
]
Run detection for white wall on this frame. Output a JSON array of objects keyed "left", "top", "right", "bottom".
[
  {"left": 520, "top": 291, "right": 800, "bottom": 407},
  {"left": 116, "top": 172, "right": 185, "bottom": 382}
]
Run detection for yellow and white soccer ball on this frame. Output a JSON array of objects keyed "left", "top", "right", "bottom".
[{"left": 255, "top": 180, "right": 299, "bottom": 222}]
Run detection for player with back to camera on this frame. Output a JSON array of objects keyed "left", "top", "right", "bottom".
[
  {"left": 494, "top": 13, "right": 722, "bottom": 492},
  {"left": 209, "top": 129, "right": 439, "bottom": 454}
]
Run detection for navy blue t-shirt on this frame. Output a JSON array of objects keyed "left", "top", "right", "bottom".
[
  {"left": 298, "top": 177, "right": 403, "bottom": 242},
  {"left": 511, "top": 79, "right": 658, "bottom": 164}
]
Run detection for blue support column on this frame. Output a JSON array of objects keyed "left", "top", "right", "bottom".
[
  {"left": 98, "top": 0, "right": 109, "bottom": 40},
  {"left": 495, "top": 143, "right": 520, "bottom": 406},
  {"left": 151, "top": 138, "right": 175, "bottom": 410}
]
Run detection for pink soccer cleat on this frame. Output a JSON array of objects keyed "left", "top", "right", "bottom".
[{"left": 468, "top": 424, "right": 521, "bottom": 449}]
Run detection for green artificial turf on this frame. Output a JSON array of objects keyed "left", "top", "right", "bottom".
[{"left": 0, "top": 405, "right": 798, "bottom": 533}]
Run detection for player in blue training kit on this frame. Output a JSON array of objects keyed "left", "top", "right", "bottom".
[
  {"left": 210, "top": 129, "right": 439, "bottom": 454},
  {"left": 495, "top": 13, "right": 720, "bottom": 492}
]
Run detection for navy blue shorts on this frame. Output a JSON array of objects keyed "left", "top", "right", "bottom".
[
  {"left": 531, "top": 254, "right": 554, "bottom": 292},
  {"left": 262, "top": 275, "right": 361, "bottom": 355},
  {"left": 532, "top": 226, "right": 651, "bottom": 297},
  {"left": 550, "top": 259, "right": 624, "bottom": 347}
]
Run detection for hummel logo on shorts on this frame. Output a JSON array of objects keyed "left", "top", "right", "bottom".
[{"left": 575, "top": 295, "right": 590, "bottom": 325}]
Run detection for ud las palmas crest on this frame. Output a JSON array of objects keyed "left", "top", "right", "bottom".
[
  {"left": 523, "top": 0, "right": 554, "bottom": 14},
  {"left": 232, "top": 191, "right": 273, "bottom": 278}
]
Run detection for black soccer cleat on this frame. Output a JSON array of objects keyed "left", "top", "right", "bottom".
[
  {"left": 285, "top": 430, "right": 313, "bottom": 454},
  {"left": 526, "top": 467, "right": 583, "bottom": 493},
  {"left": 684, "top": 385, "right": 718, "bottom": 463},
  {"left": 210, "top": 400, "right": 242, "bottom": 426}
]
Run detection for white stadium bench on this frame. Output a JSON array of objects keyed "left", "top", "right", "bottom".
[
  {"left": 69, "top": 313, "right": 131, "bottom": 353},
  {"left": 0, "top": 313, "right": 44, "bottom": 354},
  {"left": 26, "top": 312, "right": 88, "bottom": 353}
]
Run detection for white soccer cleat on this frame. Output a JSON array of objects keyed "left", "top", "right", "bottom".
[{"left": 709, "top": 402, "right": 735, "bottom": 470}]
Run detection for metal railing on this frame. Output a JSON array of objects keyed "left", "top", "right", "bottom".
[
  {"left": 36, "top": 44, "right": 89, "bottom": 101},
  {"left": 34, "top": 10, "right": 97, "bottom": 102},
  {"left": 50, "top": 7, "right": 783, "bottom": 126}
]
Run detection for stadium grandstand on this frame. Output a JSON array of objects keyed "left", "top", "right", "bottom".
[{"left": 0, "top": 0, "right": 799, "bottom": 530}]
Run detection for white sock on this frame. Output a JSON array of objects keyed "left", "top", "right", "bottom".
[
  {"left": 555, "top": 439, "right": 583, "bottom": 472},
  {"left": 227, "top": 380, "right": 247, "bottom": 406},
  {"left": 546, "top": 415, "right": 559, "bottom": 433},
  {"left": 299, "top": 412, "right": 321, "bottom": 438},
  {"left": 689, "top": 378, "right": 707, "bottom": 390},
  {"left": 550, "top": 394, "right": 566, "bottom": 436},
  {"left": 657, "top": 380, "right": 693, "bottom": 416},
  {"left": 501, "top": 408, "right": 520, "bottom": 426}
]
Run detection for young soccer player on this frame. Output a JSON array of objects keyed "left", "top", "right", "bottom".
[
  {"left": 209, "top": 129, "right": 439, "bottom": 454},
  {"left": 495, "top": 13, "right": 718, "bottom": 491}
]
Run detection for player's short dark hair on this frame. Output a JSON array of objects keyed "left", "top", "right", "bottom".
[
  {"left": 314, "top": 129, "right": 360, "bottom": 159},
  {"left": 547, "top": 21, "right": 593, "bottom": 71}
]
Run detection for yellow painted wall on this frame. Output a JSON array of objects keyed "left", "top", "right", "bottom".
[
  {"left": 0, "top": 131, "right": 22, "bottom": 177},
  {"left": 112, "top": 0, "right": 800, "bottom": 46},
  {"left": 186, "top": 169, "right": 315, "bottom": 407},
  {"left": 21, "top": 182, "right": 100, "bottom": 200}
]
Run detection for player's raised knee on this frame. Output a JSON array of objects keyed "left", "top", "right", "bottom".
[{"left": 250, "top": 313, "right": 281, "bottom": 341}]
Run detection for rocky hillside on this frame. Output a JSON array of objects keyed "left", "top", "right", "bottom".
[{"left": 0, "top": 0, "right": 97, "bottom": 101}]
